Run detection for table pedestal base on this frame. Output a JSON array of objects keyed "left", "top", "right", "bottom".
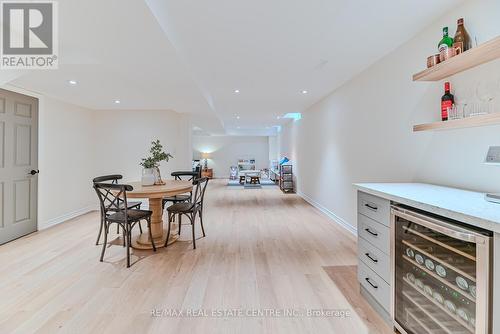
[{"left": 132, "top": 226, "right": 179, "bottom": 250}]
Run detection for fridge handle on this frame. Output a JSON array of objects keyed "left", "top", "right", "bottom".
[{"left": 391, "top": 207, "right": 488, "bottom": 244}]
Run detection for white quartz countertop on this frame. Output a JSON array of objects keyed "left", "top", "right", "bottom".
[{"left": 354, "top": 183, "right": 500, "bottom": 233}]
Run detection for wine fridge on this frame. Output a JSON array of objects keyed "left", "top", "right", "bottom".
[{"left": 391, "top": 205, "right": 492, "bottom": 334}]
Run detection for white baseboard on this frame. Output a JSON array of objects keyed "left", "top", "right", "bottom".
[
  {"left": 297, "top": 191, "right": 357, "bottom": 236},
  {"left": 39, "top": 205, "right": 97, "bottom": 230}
]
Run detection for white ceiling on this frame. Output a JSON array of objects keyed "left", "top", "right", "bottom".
[
  {"left": 7, "top": 0, "right": 211, "bottom": 114},
  {"left": 5, "top": 0, "right": 462, "bottom": 135},
  {"left": 145, "top": 0, "right": 462, "bottom": 135}
]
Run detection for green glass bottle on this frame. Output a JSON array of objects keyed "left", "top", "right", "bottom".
[{"left": 438, "top": 27, "right": 454, "bottom": 53}]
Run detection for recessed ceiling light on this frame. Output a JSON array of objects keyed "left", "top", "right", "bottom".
[
  {"left": 234, "top": 89, "right": 240, "bottom": 93},
  {"left": 68, "top": 80, "right": 77, "bottom": 85},
  {"left": 301, "top": 90, "right": 308, "bottom": 94},
  {"left": 236, "top": 116, "right": 240, "bottom": 119},
  {"left": 276, "top": 116, "right": 281, "bottom": 119},
  {"left": 114, "top": 100, "right": 121, "bottom": 104},
  {"left": 237, "top": 126, "right": 241, "bottom": 129}
]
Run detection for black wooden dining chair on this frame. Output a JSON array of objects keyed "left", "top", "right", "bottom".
[
  {"left": 162, "top": 170, "right": 200, "bottom": 209},
  {"left": 162, "top": 169, "right": 202, "bottom": 235},
  {"left": 92, "top": 175, "right": 142, "bottom": 245},
  {"left": 93, "top": 182, "right": 156, "bottom": 267},
  {"left": 165, "top": 177, "right": 209, "bottom": 249}
]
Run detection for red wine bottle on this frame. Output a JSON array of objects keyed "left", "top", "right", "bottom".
[{"left": 441, "top": 82, "right": 454, "bottom": 121}]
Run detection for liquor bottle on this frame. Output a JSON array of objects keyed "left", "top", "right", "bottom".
[
  {"left": 454, "top": 18, "right": 472, "bottom": 53},
  {"left": 441, "top": 82, "right": 454, "bottom": 121},
  {"left": 438, "top": 27, "right": 454, "bottom": 53}
]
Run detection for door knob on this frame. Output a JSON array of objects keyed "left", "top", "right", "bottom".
[{"left": 29, "top": 169, "right": 39, "bottom": 175}]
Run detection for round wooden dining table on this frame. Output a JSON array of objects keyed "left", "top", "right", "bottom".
[{"left": 126, "top": 180, "right": 193, "bottom": 250}]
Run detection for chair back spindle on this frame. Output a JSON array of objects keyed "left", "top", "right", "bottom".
[
  {"left": 94, "top": 183, "right": 133, "bottom": 217},
  {"left": 192, "top": 177, "right": 209, "bottom": 207}
]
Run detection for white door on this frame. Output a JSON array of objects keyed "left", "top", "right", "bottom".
[{"left": 0, "top": 89, "right": 38, "bottom": 244}]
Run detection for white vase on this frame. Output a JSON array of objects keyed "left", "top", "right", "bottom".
[{"left": 141, "top": 168, "right": 155, "bottom": 186}]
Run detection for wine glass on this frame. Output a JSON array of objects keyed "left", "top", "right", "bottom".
[
  {"left": 476, "top": 80, "right": 497, "bottom": 115},
  {"left": 454, "top": 85, "right": 473, "bottom": 118},
  {"left": 448, "top": 105, "right": 460, "bottom": 120}
]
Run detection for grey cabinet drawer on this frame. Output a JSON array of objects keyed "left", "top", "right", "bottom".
[
  {"left": 358, "top": 214, "right": 390, "bottom": 255},
  {"left": 358, "top": 261, "right": 390, "bottom": 313},
  {"left": 358, "top": 237, "right": 390, "bottom": 283},
  {"left": 358, "top": 192, "right": 390, "bottom": 227}
]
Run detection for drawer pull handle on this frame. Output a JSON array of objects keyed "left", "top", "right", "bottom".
[
  {"left": 364, "top": 228, "right": 378, "bottom": 237},
  {"left": 365, "top": 253, "right": 378, "bottom": 263},
  {"left": 365, "top": 203, "right": 378, "bottom": 211},
  {"left": 365, "top": 277, "right": 378, "bottom": 289}
]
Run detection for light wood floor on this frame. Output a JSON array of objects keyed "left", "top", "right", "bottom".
[{"left": 0, "top": 180, "right": 391, "bottom": 334}]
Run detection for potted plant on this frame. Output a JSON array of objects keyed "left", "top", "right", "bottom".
[{"left": 140, "top": 140, "right": 173, "bottom": 185}]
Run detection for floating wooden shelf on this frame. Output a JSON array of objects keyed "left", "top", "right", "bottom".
[
  {"left": 413, "top": 36, "right": 500, "bottom": 81},
  {"left": 413, "top": 113, "right": 500, "bottom": 132}
]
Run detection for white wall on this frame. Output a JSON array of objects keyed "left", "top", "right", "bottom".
[
  {"left": 176, "top": 114, "right": 193, "bottom": 170},
  {"left": 38, "top": 97, "right": 96, "bottom": 229},
  {"left": 193, "top": 135, "right": 270, "bottom": 178},
  {"left": 0, "top": 86, "right": 193, "bottom": 230},
  {"left": 279, "top": 0, "right": 500, "bottom": 231},
  {"left": 268, "top": 136, "right": 278, "bottom": 161},
  {"left": 93, "top": 110, "right": 192, "bottom": 182}
]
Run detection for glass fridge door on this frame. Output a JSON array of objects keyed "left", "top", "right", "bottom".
[{"left": 392, "top": 207, "right": 491, "bottom": 334}]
